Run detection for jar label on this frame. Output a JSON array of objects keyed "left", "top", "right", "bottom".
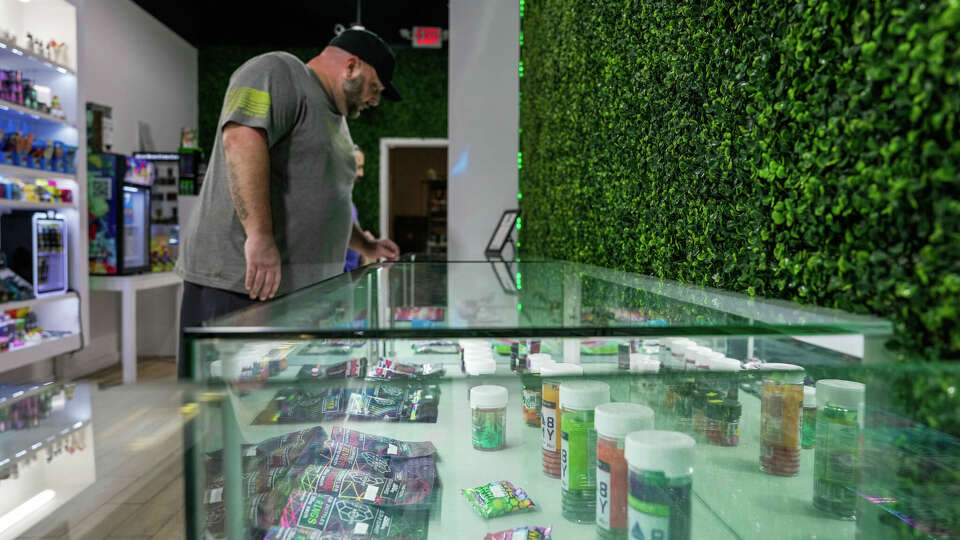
[
  {"left": 541, "top": 403, "right": 557, "bottom": 451},
  {"left": 629, "top": 494, "right": 670, "bottom": 539},
  {"left": 522, "top": 389, "right": 541, "bottom": 414},
  {"left": 561, "top": 420, "right": 596, "bottom": 491},
  {"left": 597, "top": 460, "right": 612, "bottom": 529}
]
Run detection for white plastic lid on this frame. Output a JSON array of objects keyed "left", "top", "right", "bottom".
[
  {"left": 760, "top": 363, "right": 805, "bottom": 384},
  {"left": 559, "top": 380, "right": 610, "bottom": 410},
  {"left": 816, "top": 379, "right": 865, "bottom": 412},
  {"left": 527, "top": 353, "right": 553, "bottom": 373},
  {"left": 711, "top": 357, "right": 742, "bottom": 372},
  {"left": 641, "top": 339, "right": 660, "bottom": 348},
  {"left": 803, "top": 385, "right": 816, "bottom": 407},
  {"left": 540, "top": 362, "right": 583, "bottom": 376},
  {"left": 464, "top": 359, "right": 496, "bottom": 375},
  {"left": 470, "top": 385, "right": 508, "bottom": 409},
  {"left": 625, "top": 430, "right": 696, "bottom": 479},
  {"left": 630, "top": 353, "right": 661, "bottom": 373},
  {"left": 596, "top": 403, "right": 655, "bottom": 438}
]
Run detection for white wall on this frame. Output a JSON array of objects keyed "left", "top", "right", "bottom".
[
  {"left": 64, "top": 0, "right": 197, "bottom": 375},
  {"left": 447, "top": 1, "right": 519, "bottom": 328},
  {"left": 448, "top": 0, "right": 519, "bottom": 260}
]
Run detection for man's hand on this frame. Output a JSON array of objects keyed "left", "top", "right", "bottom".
[
  {"left": 244, "top": 232, "right": 281, "bottom": 300},
  {"left": 365, "top": 237, "right": 400, "bottom": 261}
]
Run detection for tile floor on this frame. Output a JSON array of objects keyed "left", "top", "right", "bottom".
[{"left": 18, "top": 359, "right": 187, "bottom": 540}]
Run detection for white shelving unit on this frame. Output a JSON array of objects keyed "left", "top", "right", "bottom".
[
  {"left": 0, "top": 100, "right": 75, "bottom": 128},
  {"left": 0, "top": 0, "right": 86, "bottom": 374},
  {"left": 0, "top": 163, "right": 76, "bottom": 181}
]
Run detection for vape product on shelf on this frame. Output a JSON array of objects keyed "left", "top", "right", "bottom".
[
  {"left": 0, "top": 210, "right": 68, "bottom": 296},
  {"left": 87, "top": 153, "right": 152, "bottom": 274}
]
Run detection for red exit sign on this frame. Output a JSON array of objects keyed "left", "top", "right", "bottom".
[{"left": 413, "top": 26, "right": 442, "bottom": 48}]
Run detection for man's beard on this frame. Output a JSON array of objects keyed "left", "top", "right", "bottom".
[{"left": 342, "top": 73, "right": 366, "bottom": 118}]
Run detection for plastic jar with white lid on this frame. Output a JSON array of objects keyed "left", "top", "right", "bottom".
[
  {"left": 541, "top": 362, "right": 584, "bottom": 477},
  {"left": 813, "top": 379, "right": 865, "bottom": 518},
  {"left": 626, "top": 430, "right": 695, "bottom": 540},
  {"left": 559, "top": 380, "right": 610, "bottom": 523},
  {"left": 759, "top": 363, "right": 805, "bottom": 476},
  {"left": 596, "top": 403, "right": 655, "bottom": 539},
  {"left": 470, "top": 385, "right": 508, "bottom": 451}
]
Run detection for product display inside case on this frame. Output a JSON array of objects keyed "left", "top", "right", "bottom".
[{"left": 183, "top": 261, "right": 958, "bottom": 540}]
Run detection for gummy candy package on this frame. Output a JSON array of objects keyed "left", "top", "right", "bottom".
[
  {"left": 328, "top": 426, "right": 437, "bottom": 458},
  {"left": 295, "top": 358, "right": 366, "bottom": 380},
  {"left": 411, "top": 340, "right": 460, "bottom": 354},
  {"left": 344, "top": 383, "right": 440, "bottom": 423},
  {"left": 264, "top": 491, "right": 429, "bottom": 540},
  {"left": 294, "top": 438, "right": 438, "bottom": 487},
  {"left": 461, "top": 481, "right": 536, "bottom": 519},
  {"left": 485, "top": 526, "right": 553, "bottom": 540},
  {"left": 366, "top": 357, "right": 445, "bottom": 380},
  {"left": 287, "top": 464, "right": 434, "bottom": 507}
]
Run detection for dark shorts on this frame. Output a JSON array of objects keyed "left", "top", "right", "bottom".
[{"left": 178, "top": 281, "right": 259, "bottom": 379}]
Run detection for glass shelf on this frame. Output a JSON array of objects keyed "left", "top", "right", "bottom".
[{"left": 189, "top": 261, "right": 892, "bottom": 340}]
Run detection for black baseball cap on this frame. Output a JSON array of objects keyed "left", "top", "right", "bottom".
[{"left": 329, "top": 28, "right": 401, "bottom": 102}]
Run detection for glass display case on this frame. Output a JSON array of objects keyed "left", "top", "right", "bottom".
[{"left": 182, "top": 261, "right": 958, "bottom": 540}]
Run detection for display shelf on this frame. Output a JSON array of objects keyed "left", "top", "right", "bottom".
[
  {"left": 0, "top": 333, "right": 80, "bottom": 373},
  {"left": 0, "top": 39, "right": 75, "bottom": 76},
  {"left": 0, "top": 163, "right": 76, "bottom": 181},
  {"left": 0, "top": 380, "right": 58, "bottom": 407},
  {"left": 217, "top": 357, "right": 737, "bottom": 540},
  {"left": 0, "top": 198, "right": 75, "bottom": 210},
  {"left": 0, "top": 100, "right": 75, "bottom": 129},
  {"left": 0, "top": 384, "right": 90, "bottom": 463},
  {"left": 0, "top": 291, "right": 78, "bottom": 314}
]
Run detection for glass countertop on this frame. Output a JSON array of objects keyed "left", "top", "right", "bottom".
[{"left": 185, "top": 261, "right": 892, "bottom": 339}]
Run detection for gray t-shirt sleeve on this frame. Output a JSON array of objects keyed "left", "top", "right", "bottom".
[{"left": 220, "top": 54, "right": 299, "bottom": 147}]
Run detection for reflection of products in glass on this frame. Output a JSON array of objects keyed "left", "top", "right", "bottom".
[
  {"left": 705, "top": 399, "right": 741, "bottom": 447},
  {"left": 813, "top": 379, "right": 865, "bottom": 519},
  {"left": 626, "top": 431, "right": 694, "bottom": 540},
  {"left": 802, "top": 386, "right": 817, "bottom": 449},
  {"left": 471, "top": 385, "right": 508, "bottom": 451},
  {"left": 366, "top": 357, "right": 444, "bottom": 380},
  {"left": 393, "top": 306, "right": 445, "bottom": 321},
  {"left": 411, "top": 340, "right": 459, "bottom": 354},
  {"left": 596, "top": 403, "right": 655, "bottom": 539},
  {"left": 560, "top": 380, "right": 610, "bottom": 523},
  {"left": 522, "top": 353, "right": 552, "bottom": 427},
  {"left": 295, "top": 358, "right": 365, "bottom": 380},
  {"left": 760, "top": 364, "right": 805, "bottom": 477}
]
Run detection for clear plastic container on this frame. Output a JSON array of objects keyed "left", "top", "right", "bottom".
[
  {"left": 813, "top": 379, "right": 865, "bottom": 518},
  {"left": 560, "top": 380, "right": 610, "bottom": 523},
  {"left": 759, "top": 363, "right": 805, "bottom": 476},
  {"left": 541, "top": 362, "right": 583, "bottom": 477},
  {"left": 470, "top": 385, "right": 508, "bottom": 451},
  {"left": 596, "top": 403, "right": 655, "bottom": 540},
  {"left": 626, "top": 430, "right": 695, "bottom": 540}
]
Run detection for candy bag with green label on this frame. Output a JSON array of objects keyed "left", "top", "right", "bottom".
[{"left": 461, "top": 480, "right": 536, "bottom": 519}]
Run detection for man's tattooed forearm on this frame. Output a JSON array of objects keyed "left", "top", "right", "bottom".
[{"left": 228, "top": 164, "right": 250, "bottom": 220}]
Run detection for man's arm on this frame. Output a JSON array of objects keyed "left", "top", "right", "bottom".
[
  {"left": 222, "top": 122, "right": 281, "bottom": 300},
  {"left": 348, "top": 222, "right": 400, "bottom": 262}
]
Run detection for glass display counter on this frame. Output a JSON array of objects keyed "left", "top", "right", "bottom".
[{"left": 181, "top": 261, "right": 956, "bottom": 540}]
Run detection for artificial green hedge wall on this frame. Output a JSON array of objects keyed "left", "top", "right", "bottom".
[
  {"left": 199, "top": 46, "right": 448, "bottom": 237},
  {"left": 520, "top": 2, "right": 959, "bottom": 429}
]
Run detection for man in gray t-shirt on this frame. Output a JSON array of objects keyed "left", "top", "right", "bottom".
[{"left": 176, "top": 29, "right": 400, "bottom": 374}]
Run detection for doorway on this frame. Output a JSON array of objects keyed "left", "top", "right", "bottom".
[{"left": 379, "top": 138, "right": 448, "bottom": 258}]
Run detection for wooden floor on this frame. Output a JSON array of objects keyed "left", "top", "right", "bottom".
[{"left": 19, "top": 358, "right": 187, "bottom": 540}]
